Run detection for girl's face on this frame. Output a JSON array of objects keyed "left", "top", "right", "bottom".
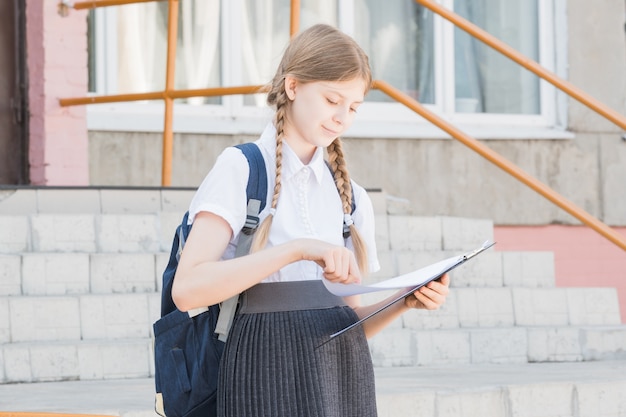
[{"left": 282, "top": 77, "right": 366, "bottom": 164}]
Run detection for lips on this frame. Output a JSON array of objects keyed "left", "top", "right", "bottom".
[{"left": 322, "top": 125, "right": 340, "bottom": 136}]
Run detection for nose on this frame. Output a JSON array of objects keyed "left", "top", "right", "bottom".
[{"left": 332, "top": 107, "right": 348, "bottom": 126}]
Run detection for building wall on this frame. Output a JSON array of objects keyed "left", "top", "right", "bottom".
[
  {"left": 26, "top": 0, "right": 89, "bottom": 185},
  {"left": 88, "top": 130, "right": 626, "bottom": 226}
]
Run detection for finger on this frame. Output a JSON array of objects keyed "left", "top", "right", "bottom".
[
  {"left": 426, "top": 281, "right": 450, "bottom": 297},
  {"left": 417, "top": 286, "right": 441, "bottom": 305},
  {"left": 438, "top": 273, "right": 451, "bottom": 287},
  {"left": 339, "top": 250, "right": 350, "bottom": 281},
  {"left": 413, "top": 290, "right": 441, "bottom": 310},
  {"left": 323, "top": 254, "right": 336, "bottom": 276},
  {"left": 347, "top": 252, "right": 361, "bottom": 284}
]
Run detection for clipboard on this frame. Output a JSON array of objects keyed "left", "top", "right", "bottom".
[{"left": 329, "top": 240, "right": 496, "bottom": 339}]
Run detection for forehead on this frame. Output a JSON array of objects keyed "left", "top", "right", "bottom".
[{"left": 315, "top": 79, "right": 367, "bottom": 101}]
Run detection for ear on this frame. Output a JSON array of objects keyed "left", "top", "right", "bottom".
[{"left": 284, "top": 76, "right": 297, "bottom": 101}]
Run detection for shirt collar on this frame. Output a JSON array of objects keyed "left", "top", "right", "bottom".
[{"left": 258, "top": 123, "right": 326, "bottom": 185}]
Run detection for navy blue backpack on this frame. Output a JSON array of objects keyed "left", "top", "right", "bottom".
[{"left": 153, "top": 143, "right": 267, "bottom": 417}]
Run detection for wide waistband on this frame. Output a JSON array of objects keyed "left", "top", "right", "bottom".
[{"left": 238, "top": 280, "right": 347, "bottom": 314}]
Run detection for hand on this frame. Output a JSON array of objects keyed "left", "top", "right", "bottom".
[
  {"left": 404, "top": 273, "right": 450, "bottom": 310},
  {"left": 298, "top": 239, "right": 362, "bottom": 285}
]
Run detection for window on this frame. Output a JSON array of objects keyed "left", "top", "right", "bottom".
[{"left": 87, "top": 0, "right": 563, "bottom": 137}]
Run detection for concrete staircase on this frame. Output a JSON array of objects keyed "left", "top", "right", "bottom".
[{"left": 1, "top": 186, "right": 625, "bottom": 416}]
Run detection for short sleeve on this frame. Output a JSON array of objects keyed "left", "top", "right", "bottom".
[
  {"left": 349, "top": 182, "right": 380, "bottom": 274},
  {"left": 188, "top": 147, "right": 250, "bottom": 237}
]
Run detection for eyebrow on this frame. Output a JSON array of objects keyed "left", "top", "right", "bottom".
[
  {"left": 321, "top": 82, "right": 365, "bottom": 104},
  {"left": 323, "top": 87, "right": 364, "bottom": 104}
]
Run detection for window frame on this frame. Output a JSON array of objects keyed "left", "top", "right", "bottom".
[{"left": 86, "top": 0, "right": 572, "bottom": 140}]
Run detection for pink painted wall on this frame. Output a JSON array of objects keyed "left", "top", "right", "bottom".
[
  {"left": 494, "top": 225, "right": 626, "bottom": 323},
  {"left": 26, "top": 1, "right": 89, "bottom": 185}
]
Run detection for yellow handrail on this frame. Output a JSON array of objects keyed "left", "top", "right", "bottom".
[
  {"left": 414, "top": 0, "right": 626, "bottom": 131},
  {"left": 373, "top": 80, "right": 626, "bottom": 252},
  {"left": 70, "top": 0, "right": 163, "bottom": 10}
]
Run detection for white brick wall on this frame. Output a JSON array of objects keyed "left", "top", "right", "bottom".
[
  {"left": 441, "top": 217, "right": 494, "bottom": 251},
  {"left": 79, "top": 294, "right": 151, "bottom": 339},
  {"left": 527, "top": 327, "right": 583, "bottom": 362},
  {"left": 9, "top": 297, "right": 81, "bottom": 342},
  {"left": 90, "top": 254, "right": 156, "bottom": 293},
  {"left": 567, "top": 288, "right": 621, "bottom": 325},
  {"left": 502, "top": 251, "right": 555, "bottom": 287},
  {"left": 22, "top": 253, "right": 90, "bottom": 295},
  {"left": 513, "top": 288, "right": 569, "bottom": 326},
  {"left": 0, "top": 298, "right": 9, "bottom": 344},
  {"left": 0, "top": 216, "right": 29, "bottom": 253},
  {"left": 0, "top": 255, "right": 21, "bottom": 295},
  {"left": 98, "top": 214, "right": 161, "bottom": 252},
  {"left": 31, "top": 214, "right": 96, "bottom": 252},
  {"left": 456, "top": 288, "right": 515, "bottom": 328},
  {"left": 436, "top": 390, "right": 507, "bottom": 417},
  {"left": 415, "top": 330, "right": 471, "bottom": 365}
]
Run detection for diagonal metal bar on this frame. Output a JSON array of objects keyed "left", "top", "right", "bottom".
[{"left": 373, "top": 79, "right": 626, "bottom": 252}]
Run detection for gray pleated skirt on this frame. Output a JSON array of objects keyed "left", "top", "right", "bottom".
[{"left": 217, "top": 280, "right": 378, "bottom": 417}]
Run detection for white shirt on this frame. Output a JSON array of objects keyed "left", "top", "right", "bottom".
[{"left": 188, "top": 123, "right": 380, "bottom": 282}]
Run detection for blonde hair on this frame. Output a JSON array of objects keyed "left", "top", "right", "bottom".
[{"left": 250, "top": 24, "right": 372, "bottom": 275}]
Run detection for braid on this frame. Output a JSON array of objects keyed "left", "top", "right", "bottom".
[
  {"left": 327, "top": 139, "right": 369, "bottom": 275},
  {"left": 327, "top": 139, "right": 352, "bottom": 215},
  {"left": 250, "top": 88, "right": 289, "bottom": 253}
]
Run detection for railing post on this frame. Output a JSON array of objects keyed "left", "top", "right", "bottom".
[
  {"left": 161, "top": 0, "right": 178, "bottom": 186},
  {"left": 290, "top": 0, "right": 300, "bottom": 37}
]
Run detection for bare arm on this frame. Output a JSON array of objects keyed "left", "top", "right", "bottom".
[
  {"left": 171, "top": 211, "right": 363, "bottom": 312},
  {"left": 345, "top": 274, "right": 450, "bottom": 339}
]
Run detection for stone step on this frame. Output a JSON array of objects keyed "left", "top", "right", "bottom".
[
  {"left": 0, "top": 212, "right": 496, "bottom": 254},
  {"left": 369, "top": 325, "right": 626, "bottom": 367},
  {"left": 2, "top": 324, "right": 625, "bottom": 383},
  {"left": 1, "top": 338, "right": 154, "bottom": 383},
  {"left": 0, "top": 293, "right": 161, "bottom": 344},
  {"left": 1, "top": 286, "right": 619, "bottom": 345},
  {"left": 0, "top": 250, "right": 554, "bottom": 299},
  {"left": 0, "top": 253, "right": 168, "bottom": 296},
  {"left": 364, "top": 286, "right": 621, "bottom": 328},
  {"left": 372, "top": 248, "right": 555, "bottom": 287},
  {"left": 1, "top": 361, "right": 625, "bottom": 417},
  {"left": 0, "top": 213, "right": 181, "bottom": 254},
  {"left": 0, "top": 187, "right": 196, "bottom": 215}
]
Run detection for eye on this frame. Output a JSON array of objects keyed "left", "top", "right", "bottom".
[
  {"left": 326, "top": 98, "right": 338, "bottom": 105},
  {"left": 349, "top": 107, "right": 358, "bottom": 113}
]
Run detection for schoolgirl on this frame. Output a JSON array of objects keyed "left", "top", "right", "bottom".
[{"left": 172, "top": 23, "right": 450, "bottom": 417}]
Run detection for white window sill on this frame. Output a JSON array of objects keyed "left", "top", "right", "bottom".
[{"left": 86, "top": 102, "right": 574, "bottom": 140}]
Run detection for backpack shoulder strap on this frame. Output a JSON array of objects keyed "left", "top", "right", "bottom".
[
  {"left": 234, "top": 142, "right": 267, "bottom": 241},
  {"left": 215, "top": 142, "right": 267, "bottom": 341},
  {"left": 324, "top": 161, "right": 357, "bottom": 238}
]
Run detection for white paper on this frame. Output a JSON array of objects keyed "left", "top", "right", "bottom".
[
  {"left": 323, "top": 255, "right": 461, "bottom": 296},
  {"left": 323, "top": 240, "right": 495, "bottom": 297}
]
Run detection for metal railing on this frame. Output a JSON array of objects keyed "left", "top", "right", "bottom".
[{"left": 58, "top": 0, "right": 626, "bottom": 252}]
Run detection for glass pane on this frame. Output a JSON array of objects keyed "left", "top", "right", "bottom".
[
  {"left": 454, "top": 0, "right": 540, "bottom": 114},
  {"left": 116, "top": 1, "right": 222, "bottom": 105},
  {"left": 353, "top": 0, "right": 435, "bottom": 103},
  {"left": 242, "top": 0, "right": 338, "bottom": 106}
]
